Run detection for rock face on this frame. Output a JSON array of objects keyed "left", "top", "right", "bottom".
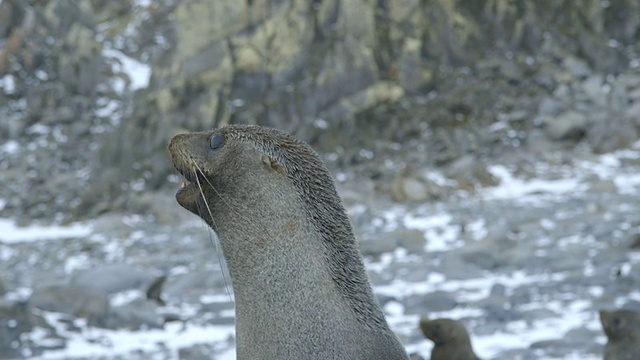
[
  {"left": 85, "top": 0, "right": 640, "bottom": 214},
  {"left": 2, "top": 1, "right": 640, "bottom": 220},
  {"left": 130, "top": 0, "right": 638, "bottom": 138},
  {"left": 0, "top": 0, "right": 155, "bottom": 221}
]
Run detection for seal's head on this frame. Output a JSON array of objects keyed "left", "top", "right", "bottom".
[
  {"left": 419, "top": 318, "right": 471, "bottom": 345},
  {"left": 600, "top": 309, "right": 640, "bottom": 342},
  {"left": 167, "top": 125, "right": 338, "bottom": 234},
  {"left": 167, "top": 125, "right": 307, "bottom": 225}
]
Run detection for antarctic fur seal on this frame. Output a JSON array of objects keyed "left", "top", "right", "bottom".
[
  {"left": 419, "top": 317, "right": 481, "bottom": 360},
  {"left": 168, "top": 125, "right": 408, "bottom": 360}
]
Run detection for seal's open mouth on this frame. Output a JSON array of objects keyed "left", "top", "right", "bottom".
[
  {"left": 178, "top": 179, "right": 194, "bottom": 192},
  {"left": 173, "top": 167, "right": 204, "bottom": 214},
  {"left": 173, "top": 165, "right": 201, "bottom": 198}
]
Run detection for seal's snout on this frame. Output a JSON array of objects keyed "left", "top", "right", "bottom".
[
  {"left": 168, "top": 133, "right": 188, "bottom": 154},
  {"left": 168, "top": 133, "right": 195, "bottom": 185},
  {"left": 168, "top": 133, "right": 193, "bottom": 174}
]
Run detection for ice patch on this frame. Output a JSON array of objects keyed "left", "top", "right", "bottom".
[
  {"left": 103, "top": 47, "right": 151, "bottom": 91},
  {"left": 63, "top": 253, "right": 92, "bottom": 274},
  {"left": 0, "top": 219, "right": 93, "bottom": 243},
  {"left": 0, "top": 74, "right": 16, "bottom": 94},
  {"left": 484, "top": 165, "right": 587, "bottom": 203},
  {"left": 375, "top": 270, "right": 567, "bottom": 302},
  {"left": 401, "top": 212, "right": 464, "bottom": 251},
  {"left": 34, "top": 312, "right": 236, "bottom": 360},
  {"left": 613, "top": 173, "right": 640, "bottom": 194},
  {"left": 1, "top": 140, "right": 19, "bottom": 154}
]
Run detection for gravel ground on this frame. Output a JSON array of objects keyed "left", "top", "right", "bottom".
[{"left": 2, "top": 140, "right": 640, "bottom": 359}]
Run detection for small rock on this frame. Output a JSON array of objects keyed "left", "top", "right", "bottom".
[
  {"left": 521, "top": 308, "right": 558, "bottom": 323},
  {"left": 582, "top": 75, "right": 606, "bottom": 106},
  {"left": 163, "top": 271, "right": 229, "bottom": 301},
  {"left": 588, "top": 177, "right": 617, "bottom": 194},
  {"left": 146, "top": 274, "right": 167, "bottom": 305},
  {"left": 71, "top": 264, "right": 159, "bottom": 295},
  {"left": 445, "top": 155, "right": 499, "bottom": 191},
  {"left": 624, "top": 101, "right": 640, "bottom": 126},
  {"left": 28, "top": 285, "right": 109, "bottom": 326},
  {"left": 629, "top": 234, "right": 640, "bottom": 249},
  {"left": 391, "top": 168, "right": 450, "bottom": 202},
  {"left": 480, "top": 300, "right": 520, "bottom": 323},
  {"left": 529, "top": 339, "right": 564, "bottom": 351},
  {"left": 408, "top": 352, "right": 426, "bottom": 360},
  {"left": 359, "top": 235, "right": 399, "bottom": 258},
  {"left": 562, "top": 56, "right": 591, "bottom": 79},
  {"left": 544, "top": 111, "right": 588, "bottom": 141},
  {"left": 537, "top": 97, "right": 565, "bottom": 116},
  {"left": 106, "top": 299, "right": 163, "bottom": 330},
  {"left": 178, "top": 343, "right": 221, "bottom": 360},
  {"left": 494, "top": 348, "right": 537, "bottom": 360},
  {"left": 489, "top": 283, "right": 506, "bottom": 297},
  {"left": 587, "top": 117, "right": 638, "bottom": 154},
  {"left": 525, "top": 129, "right": 562, "bottom": 154},
  {"left": 0, "top": 276, "right": 7, "bottom": 297},
  {"left": 392, "top": 176, "right": 430, "bottom": 202},
  {"left": 609, "top": 81, "right": 628, "bottom": 113},
  {"left": 397, "top": 38, "right": 432, "bottom": 93},
  {"left": 199, "top": 300, "right": 234, "bottom": 316},
  {"left": 562, "top": 326, "right": 603, "bottom": 356},
  {"left": 461, "top": 250, "right": 506, "bottom": 270},
  {"left": 392, "top": 229, "right": 427, "bottom": 254},
  {"left": 439, "top": 252, "right": 482, "bottom": 280},
  {"left": 0, "top": 299, "right": 61, "bottom": 358}
]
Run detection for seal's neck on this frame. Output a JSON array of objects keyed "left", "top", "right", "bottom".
[
  {"left": 219, "top": 207, "right": 351, "bottom": 314},
  {"left": 220, "top": 214, "right": 373, "bottom": 358},
  {"left": 200, "top": 170, "right": 407, "bottom": 358}
]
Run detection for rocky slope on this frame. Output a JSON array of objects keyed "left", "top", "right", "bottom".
[{"left": 2, "top": 0, "right": 640, "bottom": 222}]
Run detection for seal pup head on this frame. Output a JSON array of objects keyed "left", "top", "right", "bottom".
[
  {"left": 420, "top": 317, "right": 471, "bottom": 345},
  {"left": 419, "top": 317, "right": 480, "bottom": 360},
  {"left": 600, "top": 309, "right": 640, "bottom": 341}
]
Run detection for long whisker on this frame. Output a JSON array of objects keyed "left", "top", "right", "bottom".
[
  {"left": 192, "top": 166, "right": 234, "bottom": 302},
  {"left": 191, "top": 161, "right": 253, "bottom": 225}
]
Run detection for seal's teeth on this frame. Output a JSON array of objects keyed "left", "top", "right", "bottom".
[{"left": 181, "top": 181, "right": 187, "bottom": 188}]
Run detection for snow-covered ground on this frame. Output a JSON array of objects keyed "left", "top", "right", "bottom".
[{"left": 3, "top": 144, "right": 640, "bottom": 359}]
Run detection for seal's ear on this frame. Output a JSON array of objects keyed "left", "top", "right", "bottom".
[{"left": 261, "top": 154, "right": 286, "bottom": 175}]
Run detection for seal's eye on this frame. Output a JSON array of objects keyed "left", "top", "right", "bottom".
[
  {"left": 613, "top": 317, "right": 622, "bottom": 327},
  {"left": 209, "top": 134, "right": 224, "bottom": 150}
]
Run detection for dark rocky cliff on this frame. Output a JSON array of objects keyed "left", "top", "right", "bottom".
[{"left": 1, "top": 0, "right": 640, "bottom": 220}]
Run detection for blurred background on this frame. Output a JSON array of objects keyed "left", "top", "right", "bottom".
[{"left": 1, "top": 0, "right": 640, "bottom": 359}]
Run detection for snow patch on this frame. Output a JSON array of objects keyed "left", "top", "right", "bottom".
[
  {"left": 0, "top": 219, "right": 92, "bottom": 243},
  {"left": 103, "top": 47, "right": 151, "bottom": 92}
]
